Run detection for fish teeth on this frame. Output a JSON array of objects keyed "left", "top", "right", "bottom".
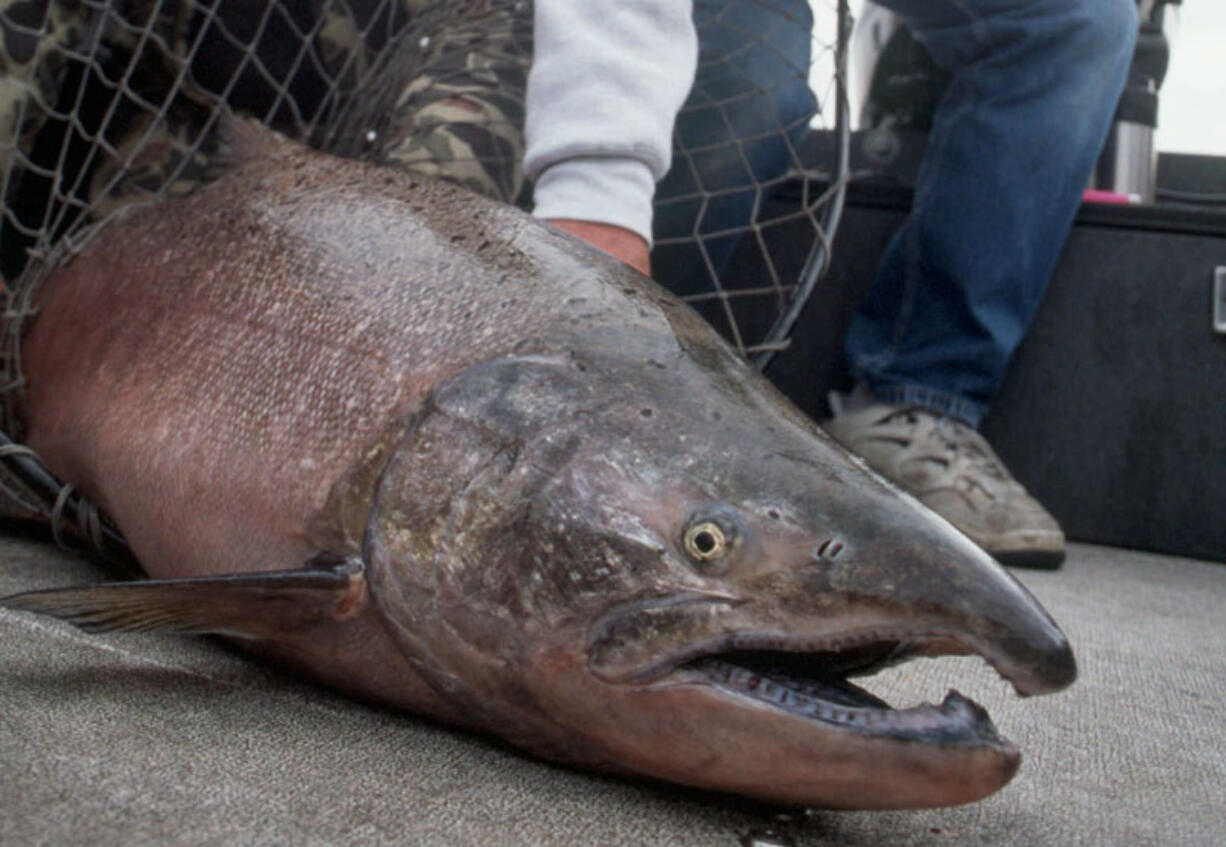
[
  {"left": 691, "top": 658, "right": 885, "bottom": 725},
  {"left": 688, "top": 657, "right": 982, "bottom": 732},
  {"left": 687, "top": 655, "right": 984, "bottom": 736}
]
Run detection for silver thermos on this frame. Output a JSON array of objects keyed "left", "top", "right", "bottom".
[
  {"left": 1094, "top": 0, "right": 1177, "bottom": 204},
  {"left": 853, "top": 1, "right": 1177, "bottom": 205}
]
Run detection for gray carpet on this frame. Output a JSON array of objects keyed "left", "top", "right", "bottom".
[{"left": 2, "top": 535, "right": 1223, "bottom": 846}]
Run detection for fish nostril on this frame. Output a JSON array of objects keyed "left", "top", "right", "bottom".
[{"left": 814, "top": 538, "right": 845, "bottom": 562}]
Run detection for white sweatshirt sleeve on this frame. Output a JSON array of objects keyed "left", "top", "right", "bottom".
[{"left": 524, "top": 0, "right": 698, "bottom": 244}]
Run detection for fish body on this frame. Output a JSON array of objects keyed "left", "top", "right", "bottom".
[{"left": 4, "top": 122, "right": 1075, "bottom": 809}]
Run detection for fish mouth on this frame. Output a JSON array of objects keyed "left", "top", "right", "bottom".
[
  {"left": 663, "top": 634, "right": 1009, "bottom": 748},
  {"left": 589, "top": 597, "right": 1018, "bottom": 749}
]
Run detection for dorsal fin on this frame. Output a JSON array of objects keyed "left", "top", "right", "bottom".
[{"left": 0, "top": 555, "right": 366, "bottom": 640}]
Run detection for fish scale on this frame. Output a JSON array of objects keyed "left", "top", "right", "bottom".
[{"left": 20, "top": 122, "right": 637, "bottom": 575}]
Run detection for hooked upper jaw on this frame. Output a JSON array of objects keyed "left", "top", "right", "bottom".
[{"left": 588, "top": 593, "right": 1067, "bottom": 724}]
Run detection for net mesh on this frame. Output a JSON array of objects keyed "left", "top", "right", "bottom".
[
  {"left": 0, "top": 0, "right": 849, "bottom": 550},
  {"left": 655, "top": 0, "right": 849, "bottom": 367}
]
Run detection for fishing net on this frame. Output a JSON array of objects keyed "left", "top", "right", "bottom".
[{"left": 0, "top": 0, "right": 850, "bottom": 552}]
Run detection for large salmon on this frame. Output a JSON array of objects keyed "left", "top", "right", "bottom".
[{"left": 1, "top": 121, "right": 1075, "bottom": 809}]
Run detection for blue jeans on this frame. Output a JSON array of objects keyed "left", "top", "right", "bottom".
[
  {"left": 846, "top": 0, "right": 1137, "bottom": 425},
  {"left": 655, "top": 0, "right": 1137, "bottom": 426}
]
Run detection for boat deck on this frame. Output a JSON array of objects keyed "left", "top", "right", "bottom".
[{"left": 2, "top": 535, "right": 1221, "bottom": 845}]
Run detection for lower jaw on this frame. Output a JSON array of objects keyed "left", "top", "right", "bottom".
[{"left": 674, "top": 656, "right": 1011, "bottom": 748}]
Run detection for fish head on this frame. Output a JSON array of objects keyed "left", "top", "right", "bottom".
[{"left": 365, "top": 337, "right": 1075, "bottom": 809}]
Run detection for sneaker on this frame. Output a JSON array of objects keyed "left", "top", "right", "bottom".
[{"left": 823, "top": 388, "right": 1065, "bottom": 569}]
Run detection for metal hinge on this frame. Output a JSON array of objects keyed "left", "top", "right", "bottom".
[{"left": 1216, "top": 267, "right": 1226, "bottom": 335}]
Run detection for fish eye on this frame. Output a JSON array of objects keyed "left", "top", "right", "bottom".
[{"left": 683, "top": 521, "right": 728, "bottom": 563}]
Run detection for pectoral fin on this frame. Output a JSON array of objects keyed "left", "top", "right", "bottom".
[{"left": 0, "top": 554, "right": 366, "bottom": 640}]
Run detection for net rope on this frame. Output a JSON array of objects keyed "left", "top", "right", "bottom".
[{"left": 0, "top": 0, "right": 850, "bottom": 555}]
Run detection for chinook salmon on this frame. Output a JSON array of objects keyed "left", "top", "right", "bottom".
[{"left": 0, "top": 120, "right": 1075, "bottom": 809}]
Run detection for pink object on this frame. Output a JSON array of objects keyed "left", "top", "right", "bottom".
[{"left": 1082, "top": 189, "right": 1140, "bottom": 205}]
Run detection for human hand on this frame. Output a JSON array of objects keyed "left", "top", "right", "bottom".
[{"left": 547, "top": 219, "right": 651, "bottom": 277}]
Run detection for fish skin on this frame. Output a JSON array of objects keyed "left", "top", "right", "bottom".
[{"left": 6, "top": 120, "right": 1075, "bottom": 809}]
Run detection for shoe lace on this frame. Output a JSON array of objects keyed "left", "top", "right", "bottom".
[{"left": 882, "top": 407, "right": 1013, "bottom": 488}]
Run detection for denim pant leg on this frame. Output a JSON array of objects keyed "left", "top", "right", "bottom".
[
  {"left": 845, "top": 0, "right": 1137, "bottom": 425},
  {"left": 652, "top": 0, "right": 817, "bottom": 299}
]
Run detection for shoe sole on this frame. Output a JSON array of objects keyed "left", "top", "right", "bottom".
[{"left": 990, "top": 548, "right": 1066, "bottom": 570}]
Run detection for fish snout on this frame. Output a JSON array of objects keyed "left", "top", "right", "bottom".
[{"left": 787, "top": 487, "right": 1077, "bottom": 698}]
